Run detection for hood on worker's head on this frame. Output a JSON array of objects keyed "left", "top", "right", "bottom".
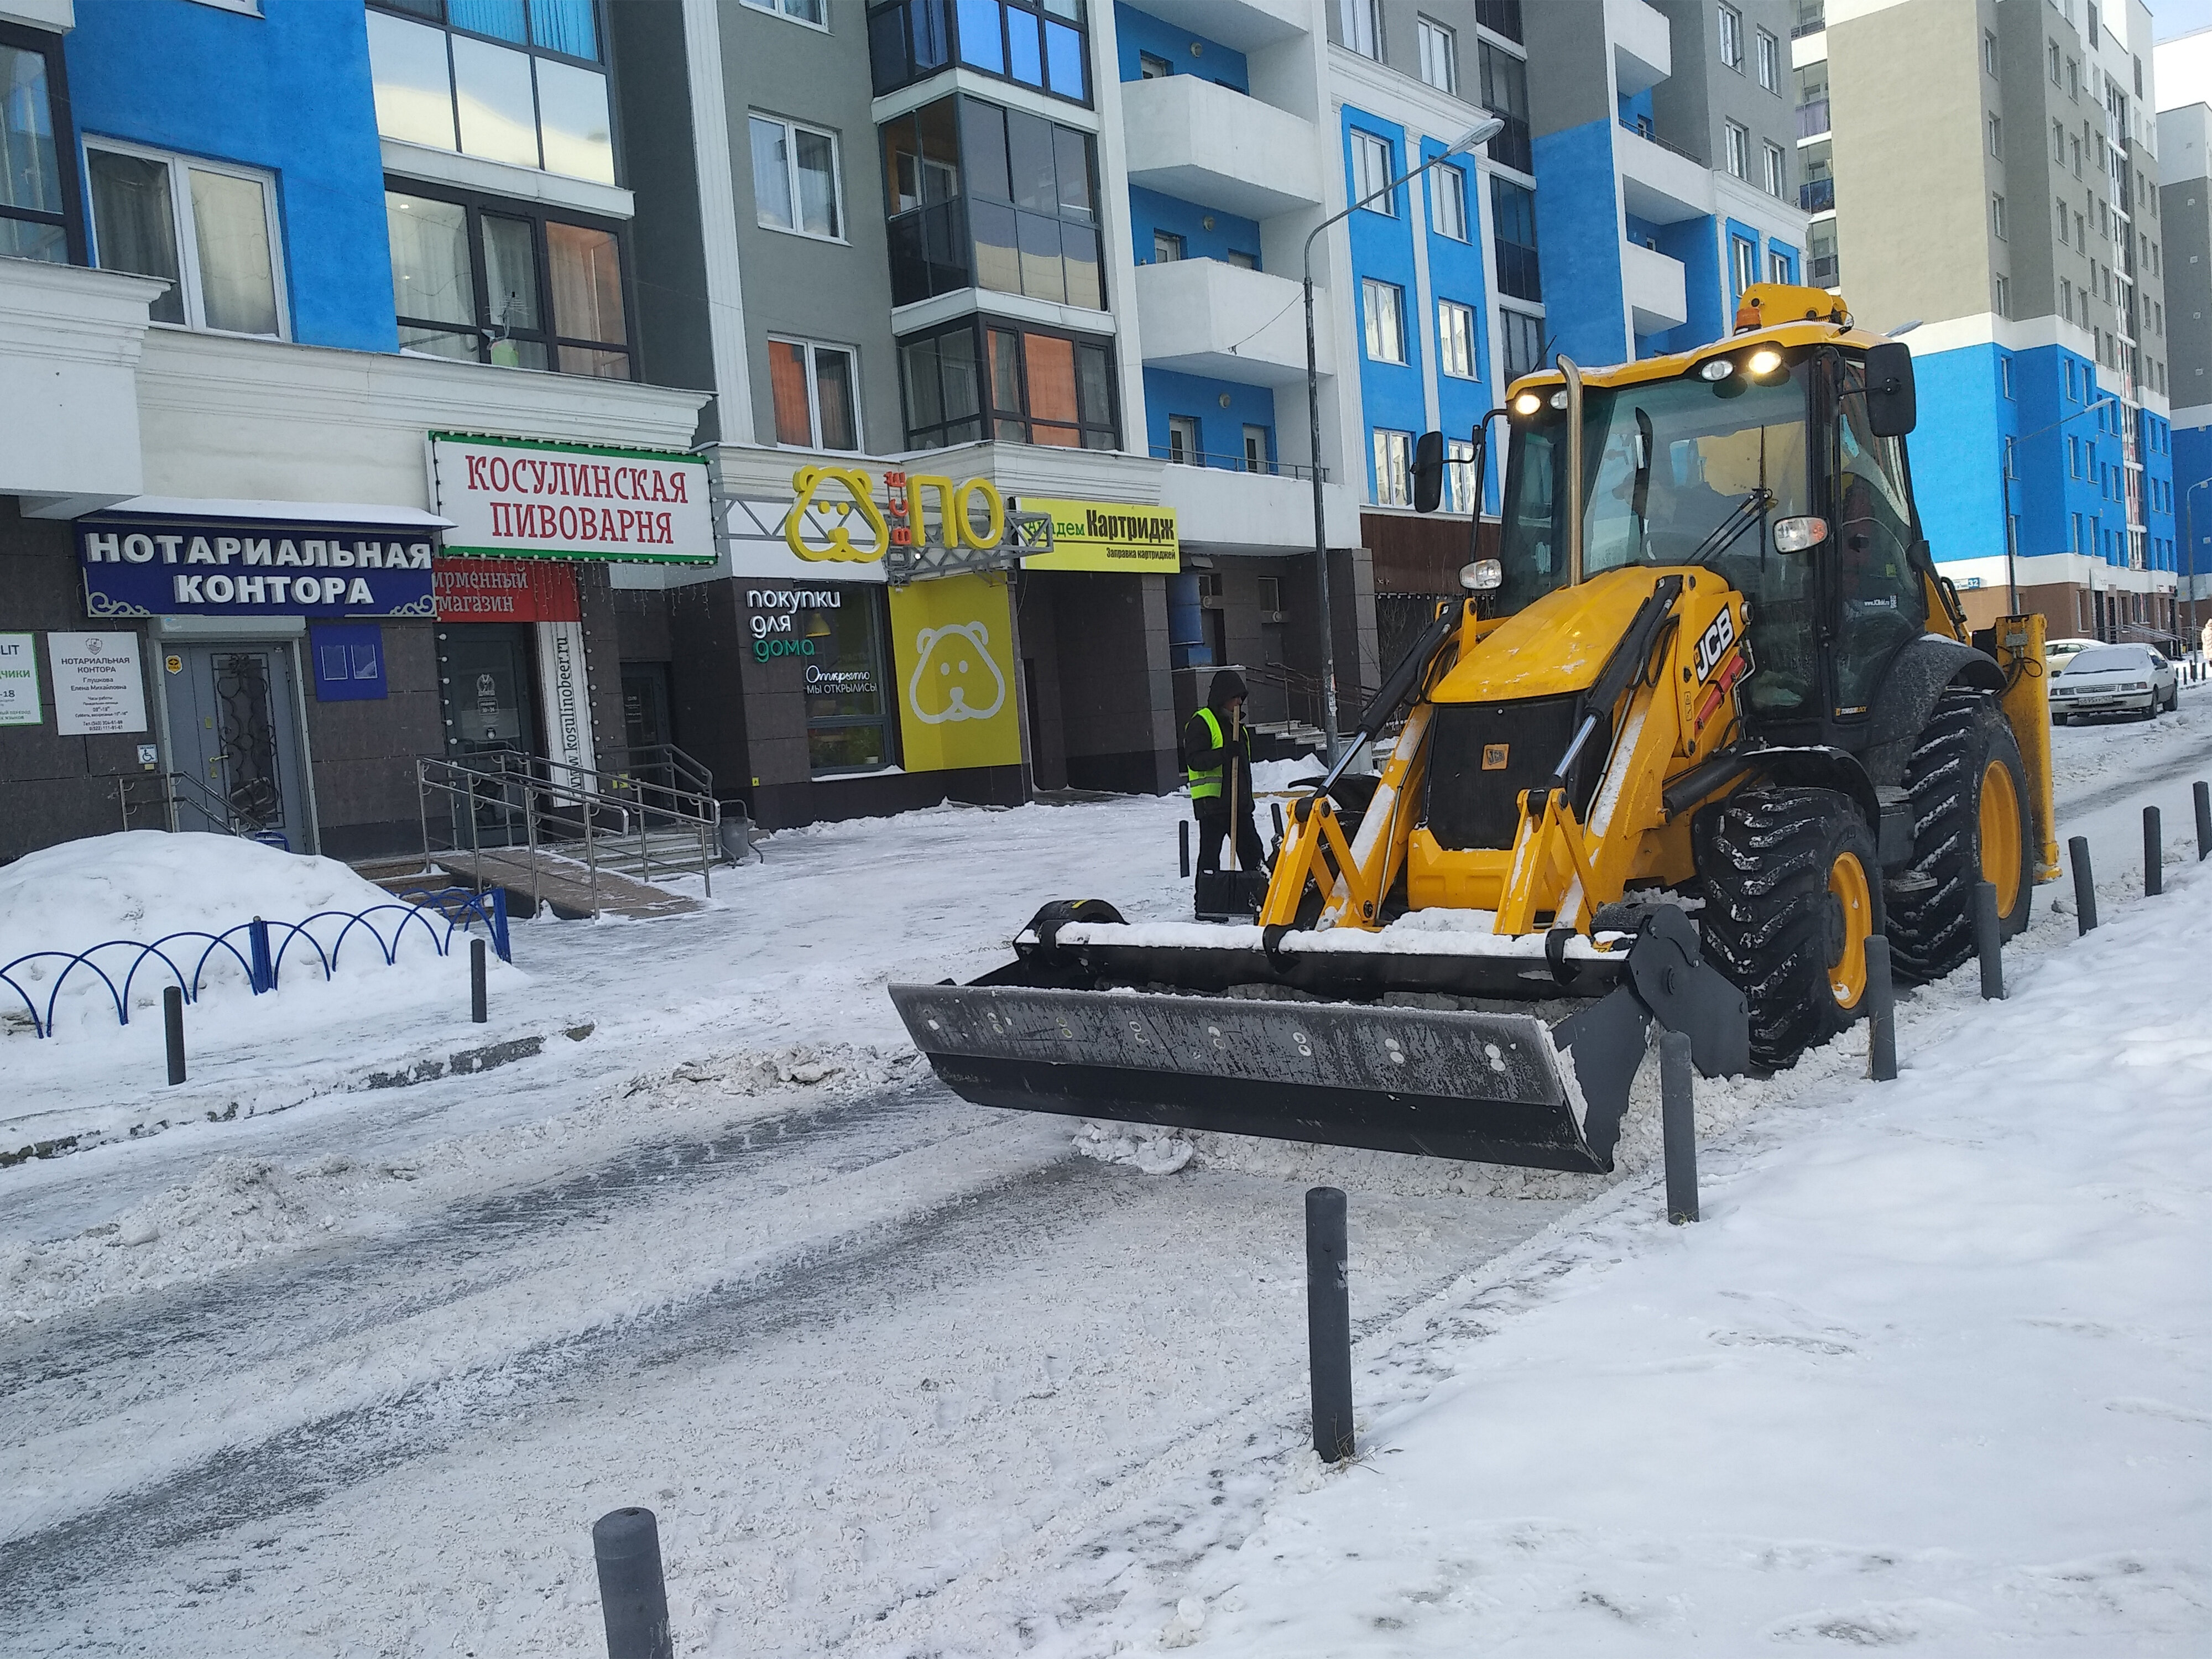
[{"left": 1207, "top": 668, "right": 1248, "bottom": 711}]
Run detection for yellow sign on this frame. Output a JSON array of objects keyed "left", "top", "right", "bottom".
[
  {"left": 887, "top": 572, "right": 1023, "bottom": 772},
  {"left": 785, "top": 466, "right": 1009, "bottom": 562},
  {"left": 1016, "top": 498, "right": 1180, "bottom": 573}
]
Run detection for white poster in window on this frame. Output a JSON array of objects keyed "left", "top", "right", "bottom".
[
  {"left": 49, "top": 632, "right": 148, "bottom": 736},
  {"left": 535, "top": 619, "right": 596, "bottom": 779},
  {"left": 0, "top": 634, "right": 39, "bottom": 727}
]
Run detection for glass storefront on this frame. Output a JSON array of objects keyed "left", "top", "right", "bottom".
[{"left": 800, "top": 591, "right": 898, "bottom": 774}]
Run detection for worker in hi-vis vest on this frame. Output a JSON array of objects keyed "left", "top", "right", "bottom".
[{"left": 1182, "top": 667, "right": 1263, "bottom": 876}]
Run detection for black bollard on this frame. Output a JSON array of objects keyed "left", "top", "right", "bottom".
[
  {"left": 1865, "top": 936, "right": 1897, "bottom": 1082},
  {"left": 2145, "top": 806, "right": 2163, "bottom": 897},
  {"left": 592, "top": 1507, "right": 674, "bottom": 1659},
  {"left": 1305, "top": 1186, "right": 1354, "bottom": 1463},
  {"left": 1660, "top": 1030, "right": 1697, "bottom": 1224},
  {"left": 1178, "top": 818, "right": 1190, "bottom": 879},
  {"left": 2069, "top": 836, "right": 2098, "bottom": 934},
  {"left": 163, "top": 985, "right": 185, "bottom": 1086},
  {"left": 1973, "top": 880, "right": 2004, "bottom": 1000},
  {"left": 470, "top": 936, "right": 488, "bottom": 1023},
  {"left": 2195, "top": 781, "right": 2211, "bottom": 862}
]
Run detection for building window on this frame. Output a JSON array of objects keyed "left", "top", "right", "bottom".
[
  {"left": 1363, "top": 278, "right": 1406, "bottom": 363},
  {"left": 1152, "top": 228, "right": 1183, "bottom": 262},
  {"left": 1243, "top": 424, "right": 1270, "bottom": 472},
  {"left": 768, "top": 337, "right": 860, "bottom": 450},
  {"left": 1480, "top": 43, "right": 1532, "bottom": 173},
  {"left": 2049, "top": 37, "right": 2060, "bottom": 84},
  {"left": 1729, "top": 233, "right": 1757, "bottom": 295},
  {"left": 743, "top": 0, "right": 826, "bottom": 24},
  {"left": 802, "top": 592, "right": 899, "bottom": 776},
  {"left": 1994, "top": 272, "right": 2010, "bottom": 316},
  {"left": 1166, "top": 413, "right": 1199, "bottom": 464},
  {"left": 1500, "top": 305, "right": 1543, "bottom": 379},
  {"left": 1340, "top": 0, "right": 1381, "bottom": 60},
  {"left": 1762, "top": 140, "right": 1785, "bottom": 197},
  {"left": 898, "top": 317, "right": 1117, "bottom": 450},
  {"left": 1475, "top": 0, "right": 1522, "bottom": 42},
  {"left": 1987, "top": 112, "right": 2001, "bottom": 156},
  {"left": 1351, "top": 129, "right": 1396, "bottom": 213},
  {"left": 1718, "top": 3, "right": 1743, "bottom": 71},
  {"left": 1447, "top": 437, "right": 1477, "bottom": 513},
  {"left": 1756, "top": 27, "right": 1780, "bottom": 92},
  {"left": 1417, "top": 16, "right": 1458, "bottom": 93},
  {"left": 750, "top": 113, "right": 844, "bottom": 240},
  {"left": 1724, "top": 121, "right": 1749, "bottom": 180},
  {"left": 1766, "top": 247, "right": 1793, "bottom": 283},
  {"left": 1491, "top": 177, "right": 1540, "bottom": 301},
  {"left": 1431, "top": 161, "right": 1469, "bottom": 240},
  {"left": 867, "top": 0, "right": 1091, "bottom": 106},
  {"left": 365, "top": 1, "right": 613, "bottom": 185},
  {"left": 90, "top": 143, "right": 285, "bottom": 337},
  {"left": 384, "top": 185, "right": 631, "bottom": 375},
  {"left": 1138, "top": 50, "right": 1171, "bottom": 79},
  {"left": 1983, "top": 28, "right": 1997, "bottom": 76},
  {"left": 1227, "top": 248, "right": 1258, "bottom": 269},
  {"left": 881, "top": 94, "right": 1101, "bottom": 309},
  {"left": 1373, "top": 429, "right": 1412, "bottom": 505},
  {"left": 2057, "top": 195, "right": 2069, "bottom": 243},
  {"left": 1990, "top": 192, "right": 2005, "bottom": 239},
  {"left": 1999, "top": 353, "right": 2013, "bottom": 398},
  {"left": 1438, "top": 299, "right": 1477, "bottom": 378},
  {"left": 1, "top": 31, "right": 77, "bottom": 263}
]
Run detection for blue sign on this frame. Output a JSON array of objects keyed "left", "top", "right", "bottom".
[
  {"left": 310, "top": 623, "right": 387, "bottom": 702},
  {"left": 77, "top": 519, "right": 439, "bottom": 619}
]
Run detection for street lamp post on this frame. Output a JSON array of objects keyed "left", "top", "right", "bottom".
[
  {"left": 1998, "top": 394, "right": 2122, "bottom": 617},
  {"left": 1303, "top": 116, "right": 1502, "bottom": 763}
]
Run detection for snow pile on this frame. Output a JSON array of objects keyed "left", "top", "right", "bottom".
[
  {"left": 1248, "top": 757, "right": 1324, "bottom": 795},
  {"left": 1072, "top": 1121, "right": 1195, "bottom": 1175},
  {"left": 1105, "top": 865, "right": 2212, "bottom": 1655}
]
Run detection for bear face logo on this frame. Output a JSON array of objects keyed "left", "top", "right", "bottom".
[{"left": 907, "top": 620, "right": 1006, "bottom": 724}]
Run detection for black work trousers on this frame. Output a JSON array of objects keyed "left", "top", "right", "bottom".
[{"left": 1194, "top": 804, "right": 1264, "bottom": 874}]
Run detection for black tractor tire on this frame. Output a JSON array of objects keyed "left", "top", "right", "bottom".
[
  {"left": 1886, "top": 688, "right": 2034, "bottom": 982},
  {"left": 1694, "top": 787, "right": 1885, "bottom": 1073}
]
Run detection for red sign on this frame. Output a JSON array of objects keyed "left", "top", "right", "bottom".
[{"left": 433, "top": 558, "right": 580, "bottom": 623}]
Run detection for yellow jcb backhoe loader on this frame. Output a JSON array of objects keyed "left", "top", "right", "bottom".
[{"left": 890, "top": 285, "right": 2057, "bottom": 1172}]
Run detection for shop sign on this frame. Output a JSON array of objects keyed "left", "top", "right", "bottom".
[
  {"left": 745, "top": 585, "right": 848, "bottom": 662},
  {"left": 1016, "top": 498, "right": 1180, "bottom": 573},
  {"left": 76, "top": 520, "right": 437, "bottom": 618},
  {"left": 432, "top": 434, "right": 714, "bottom": 566},
  {"left": 0, "top": 634, "right": 38, "bottom": 727},
  {"left": 433, "top": 558, "right": 582, "bottom": 623},
  {"left": 537, "top": 620, "right": 594, "bottom": 776},
  {"left": 785, "top": 466, "right": 1009, "bottom": 562},
  {"left": 886, "top": 573, "right": 1022, "bottom": 772},
  {"left": 49, "top": 632, "right": 147, "bottom": 737}
]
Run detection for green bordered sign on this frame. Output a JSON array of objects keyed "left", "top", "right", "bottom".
[{"left": 430, "top": 432, "right": 714, "bottom": 565}]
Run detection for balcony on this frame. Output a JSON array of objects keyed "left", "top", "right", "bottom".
[
  {"left": 1119, "top": 0, "right": 1308, "bottom": 51},
  {"left": 1624, "top": 241, "right": 1688, "bottom": 336},
  {"left": 1121, "top": 75, "right": 1322, "bottom": 221},
  {"left": 1798, "top": 98, "right": 1831, "bottom": 138},
  {"left": 1799, "top": 176, "right": 1834, "bottom": 212},
  {"left": 1, "top": 259, "right": 165, "bottom": 515},
  {"left": 1135, "top": 257, "right": 1328, "bottom": 385},
  {"left": 1613, "top": 121, "right": 1715, "bottom": 225},
  {"left": 1158, "top": 459, "right": 1361, "bottom": 552},
  {"left": 1608, "top": 0, "right": 1671, "bottom": 97}
]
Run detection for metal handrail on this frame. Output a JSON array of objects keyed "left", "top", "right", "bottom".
[
  {"left": 1148, "top": 445, "right": 1328, "bottom": 482},
  {"left": 602, "top": 741, "right": 714, "bottom": 800},
  {"left": 117, "top": 767, "right": 255, "bottom": 839}
]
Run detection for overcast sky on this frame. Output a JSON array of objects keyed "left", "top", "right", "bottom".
[{"left": 2158, "top": 0, "right": 2212, "bottom": 41}]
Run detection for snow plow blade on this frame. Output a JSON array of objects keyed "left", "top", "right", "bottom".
[{"left": 889, "top": 908, "right": 1746, "bottom": 1174}]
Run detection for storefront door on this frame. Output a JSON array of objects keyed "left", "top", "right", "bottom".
[
  {"left": 437, "top": 623, "right": 540, "bottom": 759},
  {"left": 163, "top": 643, "right": 309, "bottom": 846}
]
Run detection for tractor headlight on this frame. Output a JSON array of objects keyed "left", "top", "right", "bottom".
[
  {"left": 1512, "top": 391, "right": 1543, "bottom": 416},
  {"left": 1746, "top": 347, "right": 1784, "bottom": 377},
  {"left": 1773, "top": 515, "right": 1828, "bottom": 552},
  {"left": 1460, "top": 558, "right": 1504, "bottom": 591},
  {"left": 1698, "top": 358, "right": 1735, "bottom": 382}
]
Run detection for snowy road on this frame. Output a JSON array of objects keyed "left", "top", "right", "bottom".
[{"left": 4, "top": 696, "right": 2210, "bottom": 1656}]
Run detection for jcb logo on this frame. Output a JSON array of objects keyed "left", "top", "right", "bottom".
[
  {"left": 1694, "top": 607, "right": 1738, "bottom": 682},
  {"left": 1481, "top": 743, "right": 1510, "bottom": 771}
]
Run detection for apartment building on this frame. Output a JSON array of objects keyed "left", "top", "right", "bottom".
[
  {"left": 2154, "top": 30, "right": 2212, "bottom": 641},
  {"left": 1797, "top": 0, "right": 2180, "bottom": 646}
]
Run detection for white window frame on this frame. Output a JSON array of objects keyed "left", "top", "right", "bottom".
[
  {"left": 84, "top": 137, "right": 289, "bottom": 340},
  {"left": 1762, "top": 140, "right": 1785, "bottom": 197},
  {"left": 1994, "top": 272, "right": 2010, "bottom": 316},
  {"left": 1437, "top": 298, "right": 1477, "bottom": 378},
  {"left": 740, "top": 0, "right": 829, "bottom": 31},
  {"left": 1372, "top": 429, "right": 1413, "bottom": 505},
  {"left": 1152, "top": 229, "right": 1184, "bottom": 263},
  {"left": 1363, "top": 276, "right": 1407, "bottom": 363},
  {"left": 1730, "top": 233, "right": 1757, "bottom": 295},
  {"left": 1987, "top": 112, "right": 2002, "bottom": 156},
  {"left": 1446, "top": 437, "right": 1477, "bottom": 514},
  {"left": 1352, "top": 130, "right": 1396, "bottom": 215},
  {"left": 1984, "top": 28, "right": 1998, "bottom": 77},
  {"left": 750, "top": 112, "right": 847, "bottom": 242},
  {"left": 1724, "top": 120, "right": 1749, "bottom": 181},
  {"left": 1718, "top": 3, "right": 1743, "bottom": 71},
  {"left": 1766, "top": 248, "right": 1791, "bottom": 283},
  {"left": 1756, "top": 28, "right": 1779, "bottom": 92},
  {"left": 1340, "top": 0, "right": 1382, "bottom": 60},
  {"left": 768, "top": 334, "right": 862, "bottom": 452},
  {"left": 1991, "top": 192, "right": 2006, "bottom": 240},
  {"left": 1167, "top": 414, "right": 1201, "bottom": 465},
  {"left": 1430, "top": 163, "right": 1469, "bottom": 241},
  {"left": 1417, "top": 15, "right": 1458, "bottom": 94}
]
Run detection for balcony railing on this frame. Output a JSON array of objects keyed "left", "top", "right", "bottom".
[
  {"left": 1799, "top": 176, "right": 1835, "bottom": 212},
  {"left": 1152, "top": 444, "right": 1325, "bottom": 482},
  {"left": 1619, "top": 119, "right": 1708, "bottom": 168},
  {"left": 1798, "top": 98, "right": 1831, "bottom": 138}
]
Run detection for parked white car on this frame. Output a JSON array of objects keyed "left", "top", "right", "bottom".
[
  {"left": 2050, "top": 643, "right": 2179, "bottom": 723},
  {"left": 2044, "top": 637, "right": 2101, "bottom": 672}
]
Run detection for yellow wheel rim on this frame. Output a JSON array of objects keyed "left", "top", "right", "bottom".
[
  {"left": 1828, "top": 850, "right": 1872, "bottom": 1009},
  {"left": 1979, "top": 760, "right": 2022, "bottom": 918}
]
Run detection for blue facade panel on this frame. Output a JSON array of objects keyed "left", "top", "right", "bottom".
[
  {"left": 1341, "top": 108, "right": 1424, "bottom": 502},
  {"left": 1142, "top": 368, "right": 1275, "bottom": 468},
  {"left": 1128, "top": 186, "right": 1262, "bottom": 268},
  {"left": 1113, "top": 3, "right": 1248, "bottom": 89},
  {"left": 63, "top": 0, "right": 394, "bottom": 353},
  {"left": 1421, "top": 142, "right": 1489, "bottom": 447},
  {"left": 1908, "top": 342, "right": 2008, "bottom": 566},
  {"left": 2180, "top": 422, "right": 2212, "bottom": 585},
  {"left": 1530, "top": 118, "right": 1625, "bottom": 367},
  {"left": 1640, "top": 216, "right": 1720, "bottom": 358}
]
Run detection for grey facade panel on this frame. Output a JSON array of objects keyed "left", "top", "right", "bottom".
[
  {"left": 1651, "top": 0, "right": 1796, "bottom": 183},
  {"left": 2163, "top": 178, "right": 2210, "bottom": 405},
  {"left": 1521, "top": 0, "right": 1610, "bottom": 140}
]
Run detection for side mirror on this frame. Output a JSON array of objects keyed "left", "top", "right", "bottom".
[
  {"left": 1412, "top": 429, "right": 1446, "bottom": 513},
  {"left": 1864, "top": 340, "right": 1917, "bottom": 437}
]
